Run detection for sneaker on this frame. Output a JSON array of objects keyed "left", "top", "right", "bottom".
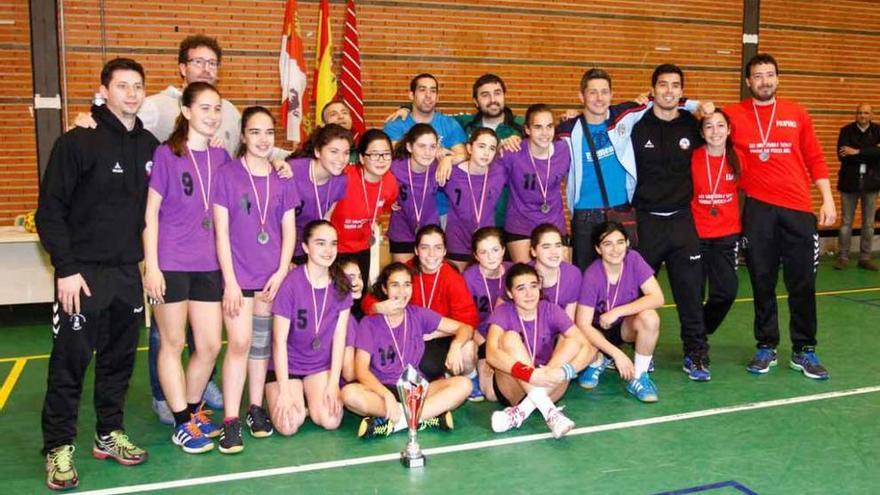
[
  {"left": 858, "top": 259, "right": 880, "bottom": 272},
  {"left": 45, "top": 445, "right": 78, "bottom": 491},
  {"left": 171, "top": 418, "right": 214, "bottom": 454},
  {"left": 790, "top": 348, "right": 829, "bottom": 380},
  {"left": 832, "top": 258, "right": 849, "bottom": 270},
  {"left": 491, "top": 406, "right": 526, "bottom": 433},
  {"left": 545, "top": 406, "right": 574, "bottom": 439},
  {"left": 682, "top": 355, "right": 711, "bottom": 381},
  {"left": 151, "top": 398, "right": 174, "bottom": 425},
  {"left": 357, "top": 416, "right": 395, "bottom": 439},
  {"left": 92, "top": 430, "right": 148, "bottom": 465},
  {"left": 578, "top": 356, "right": 609, "bottom": 390},
  {"left": 419, "top": 411, "right": 454, "bottom": 431},
  {"left": 626, "top": 372, "right": 659, "bottom": 403},
  {"left": 746, "top": 348, "right": 778, "bottom": 374},
  {"left": 246, "top": 405, "right": 274, "bottom": 438},
  {"left": 192, "top": 404, "right": 222, "bottom": 438},
  {"left": 218, "top": 419, "right": 244, "bottom": 454},
  {"left": 467, "top": 374, "right": 484, "bottom": 402},
  {"left": 202, "top": 380, "right": 224, "bottom": 410}
]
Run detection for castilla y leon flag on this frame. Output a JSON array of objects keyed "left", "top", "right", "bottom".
[
  {"left": 280, "top": 0, "right": 310, "bottom": 143},
  {"left": 339, "top": 0, "right": 365, "bottom": 140},
  {"left": 314, "top": 0, "right": 337, "bottom": 126}
]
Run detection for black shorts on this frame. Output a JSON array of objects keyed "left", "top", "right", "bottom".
[
  {"left": 601, "top": 322, "right": 625, "bottom": 347},
  {"left": 419, "top": 337, "right": 451, "bottom": 382},
  {"left": 492, "top": 373, "right": 513, "bottom": 408},
  {"left": 265, "top": 370, "right": 307, "bottom": 383},
  {"left": 477, "top": 342, "right": 486, "bottom": 360},
  {"left": 241, "top": 288, "right": 261, "bottom": 298},
  {"left": 446, "top": 252, "right": 473, "bottom": 263},
  {"left": 388, "top": 240, "right": 415, "bottom": 254},
  {"left": 161, "top": 270, "right": 222, "bottom": 303},
  {"left": 503, "top": 230, "right": 530, "bottom": 244}
]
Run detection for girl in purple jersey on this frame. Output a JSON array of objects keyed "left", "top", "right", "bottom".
[
  {"left": 341, "top": 262, "right": 473, "bottom": 439},
  {"left": 286, "top": 124, "right": 352, "bottom": 265},
  {"left": 445, "top": 129, "right": 507, "bottom": 271},
  {"left": 462, "top": 227, "right": 511, "bottom": 402},
  {"left": 212, "top": 107, "right": 298, "bottom": 452},
  {"left": 499, "top": 104, "right": 571, "bottom": 262},
  {"left": 529, "top": 224, "right": 582, "bottom": 319},
  {"left": 144, "top": 82, "right": 228, "bottom": 454},
  {"left": 266, "top": 220, "right": 352, "bottom": 436},
  {"left": 486, "top": 263, "right": 591, "bottom": 439},
  {"left": 575, "top": 221, "right": 664, "bottom": 402},
  {"left": 387, "top": 124, "right": 441, "bottom": 263}
]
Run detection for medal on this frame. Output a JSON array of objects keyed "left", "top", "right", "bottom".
[
  {"left": 540, "top": 202, "right": 550, "bottom": 214},
  {"left": 759, "top": 151, "right": 770, "bottom": 162},
  {"left": 304, "top": 267, "right": 329, "bottom": 354},
  {"left": 384, "top": 310, "right": 409, "bottom": 372},
  {"left": 360, "top": 167, "right": 384, "bottom": 248},
  {"left": 310, "top": 160, "right": 334, "bottom": 219},
  {"left": 188, "top": 147, "right": 213, "bottom": 232},
  {"left": 202, "top": 216, "right": 212, "bottom": 231},
  {"left": 752, "top": 99, "right": 778, "bottom": 165},
  {"left": 407, "top": 158, "right": 431, "bottom": 231},
  {"left": 704, "top": 148, "right": 727, "bottom": 219},
  {"left": 527, "top": 143, "right": 553, "bottom": 216},
  {"left": 710, "top": 207, "right": 718, "bottom": 217},
  {"left": 311, "top": 337, "right": 321, "bottom": 350},
  {"left": 464, "top": 162, "right": 489, "bottom": 226},
  {"left": 242, "top": 157, "right": 272, "bottom": 245}
]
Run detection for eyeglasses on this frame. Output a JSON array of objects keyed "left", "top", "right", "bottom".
[
  {"left": 188, "top": 58, "right": 220, "bottom": 70},
  {"left": 364, "top": 152, "right": 393, "bottom": 161}
]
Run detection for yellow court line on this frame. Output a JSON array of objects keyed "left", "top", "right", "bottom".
[{"left": 0, "top": 359, "right": 27, "bottom": 410}]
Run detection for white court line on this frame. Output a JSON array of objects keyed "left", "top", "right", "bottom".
[{"left": 77, "top": 385, "right": 880, "bottom": 495}]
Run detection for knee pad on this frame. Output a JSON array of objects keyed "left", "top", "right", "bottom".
[{"left": 249, "top": 315, "right": 272, "bottom": 360}]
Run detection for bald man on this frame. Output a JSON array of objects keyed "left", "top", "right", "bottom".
[{"left": 835, "top": 103, "right": 880, "bottom": 271}]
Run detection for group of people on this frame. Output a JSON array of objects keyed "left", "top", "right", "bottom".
[{"left": 34, "top": 32, "right": 846, "bottom": 492}]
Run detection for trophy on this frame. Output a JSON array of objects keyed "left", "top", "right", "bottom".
[{"left": 396, "top": 364, "right": 429, "bottom": 468}]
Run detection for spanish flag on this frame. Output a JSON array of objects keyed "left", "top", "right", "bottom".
[{"left": 314, "top": 0, "right": 336, "bottom": 126}]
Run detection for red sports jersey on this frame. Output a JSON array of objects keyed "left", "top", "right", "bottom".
[
  {"left": 690, "top": 145, "right": 742, "bottom": 239},
  {"left": 725, "top": 98, "right": 829, "bottom": 213},
  {"left": 331, "top": 165, "right": 398, "bottom": 253}
]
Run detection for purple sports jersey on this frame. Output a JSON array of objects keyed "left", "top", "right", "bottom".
[
  {"left": 355, "top": 305, "right": 442, "bottom": 385},
  {"left": 529, "top": 260, "right": 582, "bottom": 310},
  {"left": 487, "top": 300, "right": 572, "bottom": 367},
  {"left": 444, "top": 164, "right": 507, "bottom": 255},
  {"left": 387, "top": 158, "right": 440, "bottom": 243},
  {"left": 579, "top": 250, "right": 654, "bottom": 328},
  {"left": 149, "top": 145, "right": 230, "bottom": 271},
  {"left": 345, "top": 315, "right": 359, "bottom": 348},
  {"left": 270, "top": 265, "right": 353, "bottom": 375},
  {"left": 462, "top": 262, "right": 511, "bottom": 337},
  {"left": 499, "top": 140, "right": 571, "bottom": 236},
  {"left": 287, "top": 157, "right": 348, "bottom": 257},
  {"left": 213, "top": 158, "right": 300, "bottom": 289}
]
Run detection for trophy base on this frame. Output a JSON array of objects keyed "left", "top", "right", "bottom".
[{"left": 400, "top": 452, "right": 426, "bottom": 468}]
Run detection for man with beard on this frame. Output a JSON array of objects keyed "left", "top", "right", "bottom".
[{"left": 725, "top": 53, "right": 836, "bottom": 380}]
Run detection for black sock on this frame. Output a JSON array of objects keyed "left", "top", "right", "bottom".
[
  {"left": 173, "top": 409, "right": 190, "bottom": 427},
  {"left": 188, "top": 402, "right": 201, "bottom": 414}
]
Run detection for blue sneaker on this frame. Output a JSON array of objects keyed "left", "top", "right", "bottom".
[
  {"left": 578, "top": 356, "right": 609, "bottom": 390},
  {"left": 747, "top": 348, "right": 778, "bottom": 374},
  {"left": 467, "top": 373, "right": 484, "bottom": 402},
  {"left": 790, "top": 348, "right": 829, "bottom": 380},
  {"left": 202, "top": 380, "right": 224, "bottom": 410},
  {"left": 172, "top": 418, "right": 214, "bottom": 454},
  {"left": 626, "top": 372, "right": 659, "bottom": 402},
  {"left": 682, "top": 355, "right": 711, "bottom": 381},
  {"left": 192, "top": 405, "right": 222, "bottom": 438}
]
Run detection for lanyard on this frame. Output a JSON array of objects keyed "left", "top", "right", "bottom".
[
  {"left": 704, "top": 148, "right": 727, "bottom": 210},
  {"left": 604, "top": 261, "right": 624, "bottom": 312},
  {"left": 407, "top": 158, "right": 430, "bottom": 227},
  {"left": 384, "top": 310, "right": 408, "bottom": 370},
  {"left": 480, "top": 264, "right": 505, "bottom": 315},
  {"left": 303, "top": 267, "right": 329, "bottom": 348},
  {"left": 516, "top": 307, "right": 539, "bottom": 363},
  {"left": 527, "top": 142, "right": 552, "bottom": 209},
  {"left": 241, "top": 157, "right": 270, "bottom": 232},
  {"left": 187, "top": 147, "right": 212, "bottom": 215},
  {"left": 419, "top": 270, "right": 441, "bottom": 310},
  {"left": 309, "top": 160, "right": 333, "bottom": 218},
  {"left": 465, "top": 164, "right": 489, "bottom": 225},
  {"left": 360, "top": 167, "right": 384, "bottom": 231}
]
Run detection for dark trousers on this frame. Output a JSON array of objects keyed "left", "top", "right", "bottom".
[
  {"left": 571, "top": 208, "right": 605, "bottom": 271},
  {"left": 700, "top": 234, "right": 740, "bottom": 335},
  {"left": 636, "top": 209, "right": 709, "bottom": 357},
  {"left": 42, "top": 265, "right": 142, "bottom": 453},
  {"left": 742, "top": 197, "right": 818, "bottom": 351}
]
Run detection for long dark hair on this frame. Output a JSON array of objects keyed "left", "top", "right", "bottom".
[
  {"left": 236, "top": 106, "right": 275, "bottom": 158},
  {"left": 504, "top": 262, "right": 539, "bottom": 292},
  {"left": 302, "top": 220, "right": 351, "bottom": 298},
  {"left": 412, "top": 224, "right": 446, "bottom": 274},
  {"left": 167, "top": 82, "right": 220, "bottom": 157},
  {"left": 700, "top": 109, "right": 740, "bottom": 178},
  {"left": 370, "top": 262, "right": 414, "bottom": 301},
  {"left": 393, "top": 123, "right": 438, "bottom": 159},
  {"left": 292, "top": 123, "right": 354, "bottom": 159}
]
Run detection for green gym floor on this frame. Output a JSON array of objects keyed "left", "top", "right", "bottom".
[{"left": 1, "top": 257, "right": 878, "bottom": 494}]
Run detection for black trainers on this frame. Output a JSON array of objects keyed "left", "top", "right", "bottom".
[
  {"left": 357, "top": 416, "right": 395, "bottom": 439},
  {"left": 419, "top": 411, "right": 454, "bottom": 432},
  {"left": 92, "top": 430, "right": 148, "bottom": 465},
  {"left": 790, "top": 348, "right": 829, "bottom": 380},
  {"left": 747, "top": 347, "right": 778, "bottom": 374},
  {"left": 246, "top": 405, "right": 274, "bottom": 438},
  {"left": 219, "top": 419, "right": 244, "bottom": 454}
]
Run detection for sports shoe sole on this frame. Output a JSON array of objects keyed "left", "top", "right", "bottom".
[
  {"left": 746, "top": 359, "right": 777, "bottom": 374},
  {"left": 92, "top": 446, "right": 148, "bottom": 466},
  {"left": 789, "top": 361, "right": 829, "bottom": 380},
  {"left": 171, "top": 434, "right": 214, "bottom": 454},
  {"left": 681, "top": 366, "right": 712, "bottom": 382},
  {"left": 218, "top": 443, "right": 245, "bottom": 455},
  {"left": 248, "top": 427, "right": 274, "bottom": 439},
  {"left": 46, "top": 477, "right": 79, "bottom": 491}
]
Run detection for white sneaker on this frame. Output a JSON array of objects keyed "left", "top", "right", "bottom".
[
  {"left": 151, "top": 398, "right": 174, "bottom": 425},
  {"left": 490, "top": 406, "right": 526, "bottom": 433},
  {"left": 545, "top": 406, "right": 574, "bottom": 439}
]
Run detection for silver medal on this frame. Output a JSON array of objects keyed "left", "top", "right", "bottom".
[
  {"left": 257, "top": 230, "right": 270, "bottom": 245},
  {"left": 311, "top": 337, "right": 321, "bottom": 350},
  {"left": 759, "top": 151, "right": 770, "bottom": 162},
  {"left": 540, "top": 202, "right": 550, "bottom": 214},
  {"left": 201, "top": 216, "right": 212, "bottom": 231}
]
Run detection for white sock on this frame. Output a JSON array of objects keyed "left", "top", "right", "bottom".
[
  {"left": 468, "top": 369, "right": 478, "bottom": 379},
  {"left": 515, "top": 396, "right": 537, "bottom": 420},
  {"left": 634, "top": 353, "right": 652, "bottom": 377},
  {"left": 393, "top": 404, "right": 408, "bottom": 432},
  {"left": 526, "top": 388, "right": 555, "bottom": 420},
  {"left": 590, "top": 354, "right": 605, "bottom": 367}
]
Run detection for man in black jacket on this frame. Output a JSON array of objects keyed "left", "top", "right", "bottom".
[
  {"left": 631, "top": 64, "right": 711, "bottom": 381},
  {"left": 36, "top": 58, "right": 158, "bottom": 490},
  {"left": 835, "top": 103, "right": 880, "bottom": 271}
]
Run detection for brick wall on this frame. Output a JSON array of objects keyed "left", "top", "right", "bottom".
[{"left": 1, "top": 0, "right": 878, "bottom": 229}]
